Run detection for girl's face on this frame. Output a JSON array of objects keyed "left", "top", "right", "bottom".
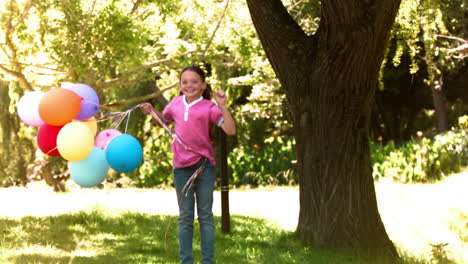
[{"left": 179, "top": 70, "right": 206, "bottom": 103}]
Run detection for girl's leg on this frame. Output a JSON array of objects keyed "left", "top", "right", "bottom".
[
  {"left": 195, "top": 161, "right": 216, "bottom": 264},
  {"left": 174, "top": 166, "right": 196, "bottom": 264}
]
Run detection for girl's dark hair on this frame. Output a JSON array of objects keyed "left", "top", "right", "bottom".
[{"left": 179, "top": 65, "right": 211, "bottom": 100}]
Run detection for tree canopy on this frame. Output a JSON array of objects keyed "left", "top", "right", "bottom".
[{"left": 0, "top": 3, "right": 466, "bottom": 261}]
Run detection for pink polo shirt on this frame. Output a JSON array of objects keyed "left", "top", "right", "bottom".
[{"left": 163, "top": 95, "right": 224, "bottom": 168}]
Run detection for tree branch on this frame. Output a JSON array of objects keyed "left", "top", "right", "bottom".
[
  {"left": 106, "top": 82, "right": 177, "bottom": 107},
  {"left": 0, "top": 62, "right": 65, "bottom": 72},
  {"left": 448, "top": 43, "right": 468, "bottom": 59},
  {"left": 2, "top": 0, "right": 33, "bottom": 91},
  {"left": 246, "top": 0, "right": 308, "bottom": 79},
  {"left": 94, "top": 50, "right": 195, "bottom": 90},
  {"left": 0, "top": 63, "right": 22, "bottom": 78},
  {"left": 76, "top": 0, "right": 97, "bottom": 55},
  {"left": 434, "top": 34, "right": 467, "bottom": 43},
  {"left": 202, "top": 0, "right": 231, "bottom": 58},
  {"left": 129, "top": 0, "right": 143, "bottom": 16},
  {"left": 95, "top": 73, "right": 154, "bottom": 90},
  {"left": 434, "top": 34, "right": 468, "bottom": 59},
  {"left": 9, "top": 0, "right": 33, "bottom": 31}
]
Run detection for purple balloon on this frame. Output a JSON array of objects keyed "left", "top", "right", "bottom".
[
  {"left": 95, "top": 129, "right": 122, "bottom": 151},
  {"left": 64, "top": 83, "right": 100, "bottom": 120}
]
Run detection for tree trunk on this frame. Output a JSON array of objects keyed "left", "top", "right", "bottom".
[
  {"left": 246, "top": 0, "right": 401, "bottom": 262},
  {"left": 41, "top": 160, "right": 68, "bottom": 192},
  {"left": 0, "top": 81, "right": 35, "bottom": 186},
  {"left": 430, "top": 72, "right": 449, "bottom": 133}
]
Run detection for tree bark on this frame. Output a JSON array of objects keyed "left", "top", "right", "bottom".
[
  {"left": 430, "top": 72, "right": 449, "bottom": 133},
  {"left": 246, "top": 0, "right": 401, "bottom": 262}
]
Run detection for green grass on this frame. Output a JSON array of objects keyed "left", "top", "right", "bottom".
[
  {"left": 1, "top": 169, "right": 467, "bottom": 264},
  {"left": 0, "top": 210, "right": 397, "bottom": 264},
  {"left": 449, "top": 211, "right": 468, "bottom": 244}
]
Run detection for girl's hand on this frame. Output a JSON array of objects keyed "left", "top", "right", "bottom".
[
  {"left": 214, "top": 90, "right": 227, "bottom": 106},
  {"left": 139, "top": 102, "right": 154, "bottom": 115}
]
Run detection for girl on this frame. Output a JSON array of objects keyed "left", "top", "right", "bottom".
[{"left": 139, "top": 65, "right": 235, "bottom": 264}]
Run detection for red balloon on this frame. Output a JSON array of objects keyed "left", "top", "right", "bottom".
[{"left": 37, "top": 124, "right": 64, "bottom": 156}]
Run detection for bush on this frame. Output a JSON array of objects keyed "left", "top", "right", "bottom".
[
  {"left": 133, "top": 128, "right": 174, "bottom": 187},
  {"left": 371, "top": 129, "right": 468, "bottom": 183},
  {"left": 228, "top": 136, "right": 297, "bottom": 186},
  {"left": 134, "top": 127, "right": 466, "bottom": 187},
  {"left": 459, "top": 115, "right": 468, "bottom": 129}
]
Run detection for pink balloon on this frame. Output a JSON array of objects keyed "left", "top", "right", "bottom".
[{"left": 95, "top": 129, "right": 122, "bottom": 151}]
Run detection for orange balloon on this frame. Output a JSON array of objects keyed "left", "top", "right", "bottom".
[{"left": 39, "top": 88, "right": 81, "bottom": 126}]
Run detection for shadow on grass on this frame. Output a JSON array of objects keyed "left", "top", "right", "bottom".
[
  {"left": 0, "top": 211, "right": 180, "bottom": 264},
  {"left": 0, "top": 210, "right": 429, "bottom": 264}
]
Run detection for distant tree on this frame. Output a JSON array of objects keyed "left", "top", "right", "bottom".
[
  {"left": 0, "top": 0, "right": 277, "bottom": 187},
  {"left": 0, "top": 0, "right": 38, "bottom": 186},
  {"left": 388, "top": 0, "right": 468, "bottom": 134},
  {"left": 246, "top": 0, "right": 401, "bottom": 262}
]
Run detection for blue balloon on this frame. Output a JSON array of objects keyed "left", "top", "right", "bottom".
[
  {"left": 106, "top": 134, "right": 143, "bottom": 173},
  {"left": 70, "top": 147, "right": 109, "bottom": 188}
]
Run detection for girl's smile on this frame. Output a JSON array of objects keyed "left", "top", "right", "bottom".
[{"left": 180, "top": 70, "right": 207, "bottom": 103}]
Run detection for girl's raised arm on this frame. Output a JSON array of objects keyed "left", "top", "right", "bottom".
[{"left": 213, "top": 90, "right": 236, "bottom": 135}]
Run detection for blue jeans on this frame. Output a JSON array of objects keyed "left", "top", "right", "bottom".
[{"left": 174, "top": 158, "right": 215, "bottom": 264}]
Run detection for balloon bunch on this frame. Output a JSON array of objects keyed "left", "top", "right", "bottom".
[{"left": 17, "top": 83, "right": 143, "bottom": 188}]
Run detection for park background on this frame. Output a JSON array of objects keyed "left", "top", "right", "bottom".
[{"left": 0, "top": 0, "right": 467, "bottom": 263}]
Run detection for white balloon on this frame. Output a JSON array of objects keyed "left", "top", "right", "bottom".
[{"left": 17, "top": 91, "right": 45, "bottom": 127}]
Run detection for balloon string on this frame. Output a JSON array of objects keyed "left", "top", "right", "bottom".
[
  {"left": 108, "top": 104, "right": 140, "bottom": 131},
  {"left": 148, "top": 109, "right": 196, "bottom": 154},
  {"left": 164, "top": 216, "right": 175, "bottom": 256},
  {"left": 81, "top": 99, "right": 115, "bottom": 111},
  {"left": 77, "top": 100, "right": 142, "bottom": 129},
  {"left": 46, "top": 146, "right": 58, "bottom": 156},
  {"left": 74, "top": 103, "right": 185, "bottom": 257},
  {"left": 147, "top": 108, "right": 209, "bottom": 255},
  {"left": 110, "top": 112, "right": 128, "bottom": 130},
  {"left": 147, "top": 108, "right": 206, "bottom": 193},
  {"left": 41, "top": 104, "right": 140, "bottom": 158},
  {"left": 148, "top": 109, "right": 173, "bottom": 136},
  {"left": 124, "top": 110, "right": 131, "bottom": 134},
  {"left": 79, "top": 99, "right": 135, "bottom": 124}
]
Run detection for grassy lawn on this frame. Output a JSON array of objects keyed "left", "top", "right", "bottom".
[
  {"left": 0, "top": 170, "right": 466, "bottom": 263},
  {"left": 0, "top": 211, "right": 385, "bottom": 264}
]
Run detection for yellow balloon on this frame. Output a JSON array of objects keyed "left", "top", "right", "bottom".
[
  {"left": 73, "top": 117, "right": 97, "bottom": 136},
  {"left": 57, "top": 122, "right": 94, "bottom": 161}
]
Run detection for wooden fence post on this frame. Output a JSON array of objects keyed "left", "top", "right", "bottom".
[{"left": 216, "top": 128, "right": 230, "bottom": 233}]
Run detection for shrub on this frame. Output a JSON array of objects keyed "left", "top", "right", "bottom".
[
  {"left": 228, "top": 136, "right": 297, "bottom": 186},
  {"left": 134, "top": 128, "right": 466, "bottom": 187},
  {"left": 133, "top": 128, "right": 174, "bottom": 187},
  {"left": 371, "top": 129, "right": 468, "bottom": 183},
  {"left": 459, "top": 115, "right": 468, "bottom": 129}
]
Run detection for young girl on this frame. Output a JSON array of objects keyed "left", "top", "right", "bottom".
[{"left": 139, "top": 65, "right": 235, "bottom": 264}]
